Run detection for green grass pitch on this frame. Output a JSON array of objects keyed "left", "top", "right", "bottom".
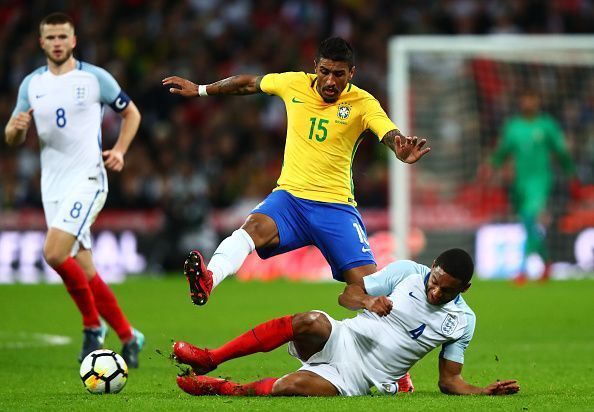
[{"left": 1, "top": 276, "right": 593, "bottom": 411}]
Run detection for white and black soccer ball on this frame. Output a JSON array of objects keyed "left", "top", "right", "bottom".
[{"left": 79, "top": 349, "right": 128, "bottom": 394}]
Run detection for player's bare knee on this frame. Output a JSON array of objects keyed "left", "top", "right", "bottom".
[
  {"left": 292, "top": 311, "right": 330, "bottom": 336},
  {"left": 42, "top": 245, "right": 68, "bottom": 268},
  {"left": 241, "top": 215, "right": 277, "bottom": 247},
  {"left": 271, "top": 374, "right": 308, "bottom": 396},
  {"left": 240, "top": 221, "right": 262, "bottom": 245}
]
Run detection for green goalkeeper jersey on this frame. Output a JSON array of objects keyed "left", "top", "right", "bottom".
[{"left": 491, "top": 113, "right": 575, "bottom": 189}]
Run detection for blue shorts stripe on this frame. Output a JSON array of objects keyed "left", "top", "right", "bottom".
[{"left": 76, "top": 190, "right": 101, "bottom": 238}]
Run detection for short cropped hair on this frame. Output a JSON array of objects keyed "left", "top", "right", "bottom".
[
  {"left": 434, "top": 248, "right": 474, "bottom": 285},
  {"left": 316, "top": 37, "right": 355, "bottom": 68},
  {"left": 39, "top": 12, "right": 75, "bottom": 34}
]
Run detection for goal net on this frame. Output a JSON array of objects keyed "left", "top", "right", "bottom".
[{"left": 388, "top": 36, "right": 594, "bottom": 279}]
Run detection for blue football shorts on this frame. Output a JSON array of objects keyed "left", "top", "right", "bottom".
[{"left": 251, "top": 190, "right": 375, "bottom": 281}]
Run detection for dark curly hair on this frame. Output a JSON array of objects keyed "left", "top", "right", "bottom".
[
  {"left": 316, "top": 37, "right": 355, "bottom": 68},
  {"left": 434, "top": 248, "right": 474, "bottom": 285}
]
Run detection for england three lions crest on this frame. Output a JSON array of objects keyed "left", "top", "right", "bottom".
[
  {"left": 441, "top": 314, "right": 458, "bottom": 335},
  {"left": 337, "top": 103, "right": 351, "bottom": 120},
  {"left": 73, "top": 83, "right": 89, "bottom": 103}
]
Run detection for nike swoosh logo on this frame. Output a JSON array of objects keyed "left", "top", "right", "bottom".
[
  {"left": 362, "top": 247, "right": 372, "bottom": 253},
  {"left": 292, "top": 97, "right": 304, "bottom": 103},
  {"left": 62, "top": 219, "right": 77, "bottom": 223},
  {"left": 408, "top": 291, "right": 421, "bottom": 302},
  {"left": 36, "top": 94, "right": 46, "bottom": 99}
]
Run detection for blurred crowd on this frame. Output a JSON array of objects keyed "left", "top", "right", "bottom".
[{"left": 1, "top": 0, "right": 594, "bottom": 266}]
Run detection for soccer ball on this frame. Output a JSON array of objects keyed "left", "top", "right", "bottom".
[{"left": 79, "top": 349, "right": 128, "bottom": 394}]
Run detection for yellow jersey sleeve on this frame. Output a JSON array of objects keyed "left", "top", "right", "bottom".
[
  {"left": 260, "top": 72, "right": 303, "bottom": 99},
  {"left": 361, "top": 96, "right": 398, "bottom": 141}
]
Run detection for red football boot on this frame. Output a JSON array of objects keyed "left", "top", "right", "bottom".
[
  {"left": 397, "top": 372, "right": 415, "bottom": 393},
  {"left": 184, "top": 250, "right": 213, "bottom": 306},
  {"left": 177, "top": 374, "right": 232, "bottom": 396},
  {"left": 173, "top": 341, "right": 217, "bottom": 374},
  {"left": 177, "top": 373, "right": 276, "bottom": 396}
]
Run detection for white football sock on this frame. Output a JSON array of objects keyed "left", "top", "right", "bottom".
[{"left": 208, "top": 228, "right": 255, "bottom": 289}]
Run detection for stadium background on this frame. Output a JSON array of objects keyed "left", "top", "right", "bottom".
[
  {"left": 1, "top": 0, "right": 594, "bottom": 282},
  {"left": 1, "top": 2, "right": 594, "bottom": 410}
]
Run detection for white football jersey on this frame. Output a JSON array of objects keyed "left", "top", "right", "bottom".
[
  {"left": 343, "top": 260, "right": 475, "bottom": 394},
  {"left": 12, "top": 61, "right": 131, "bottom": 201}
]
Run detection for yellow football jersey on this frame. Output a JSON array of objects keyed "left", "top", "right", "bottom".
[{"left": 260, "top": 71, "right": 397, "bottom": 205}]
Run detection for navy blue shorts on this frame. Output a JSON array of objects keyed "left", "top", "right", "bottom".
[{"left": 251, "top": 190, "right": 375, "bottom": 281}]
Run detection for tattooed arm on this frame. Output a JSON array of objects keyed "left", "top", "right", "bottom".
[
  {"left": 162, "top": 75, "right": 264, "bottom": 97},
  {"left": 381, "top": 129, "right": 431, "bottom": 164}
]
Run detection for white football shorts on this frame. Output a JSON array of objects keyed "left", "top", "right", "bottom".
[
  {"left": 43, "top": 185, "right": 107, "bottom": 256},
  {"left": 288, "top": 311, "right": 371, "bottom": 396}
]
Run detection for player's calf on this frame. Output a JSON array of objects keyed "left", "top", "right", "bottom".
[{"left": 184, "top": 250, "right": 213, "bottom": 306}]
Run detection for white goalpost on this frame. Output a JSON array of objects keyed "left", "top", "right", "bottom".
[{"left": 388, "top": 35, "right": 594, "bottom": 278}]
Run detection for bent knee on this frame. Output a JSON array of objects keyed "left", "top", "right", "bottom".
[
  {"left": 272, "top": 375, "right": 301, "bottom": 396},
  {"left": 272, "top": 373, "right": 338, "bottom": 396},
  {"left": 272, "top": 375, "right": 308, "bottom": 396},
  {"left": 43, "top": 243, "right": 70, "bottom": 268},
  {"left": 241, "top": 214, "right": 278, "bottom": 248},
  {"left": 293, "top": 312, "right": 330, "bottom": 336}
]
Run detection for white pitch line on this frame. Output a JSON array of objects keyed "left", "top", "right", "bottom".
[{"left": 0, "top": 332, "right": 72, "bottom": 349}]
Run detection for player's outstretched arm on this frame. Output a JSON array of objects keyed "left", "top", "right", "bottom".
[
  {"left": 382, "top": 129, "right": 430, "bottom": 164},
  {"left": 4, "top": 109, "right": 33, "bottom": 147},
  {"left": 338, "top": 284, "right": 392, "bottom": 316},
  {"left": 103, "top": 102, "right": 141, "bottom": 172},
  {"left": 162, "top": 75, "right": 263, "bottom": 97},
  {"left": 438, "top": 358, "right": 519, "bottom": 396}
]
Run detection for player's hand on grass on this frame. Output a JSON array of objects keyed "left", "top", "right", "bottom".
[
  {"left": 162, "top": 76, "right": 199, "bottom": 97},
  {"left": 482, "top": 379, "right": 520, "bottom": 395},
  {"left": 11, "top": 108, "right": 34, "bottom": 131},
  {"left": 396, "top": 135, "right": 430, "bottom": 164},
  {"left": 103, "top": 149, "right": 125, "bottom": 172},
  {"left": 363, "top": 295, "right": 393, "bottom": 316}
]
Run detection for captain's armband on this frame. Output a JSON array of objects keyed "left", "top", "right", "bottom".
[{"left": 109, "top": 91, "right": 131, "bottom": 113}]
